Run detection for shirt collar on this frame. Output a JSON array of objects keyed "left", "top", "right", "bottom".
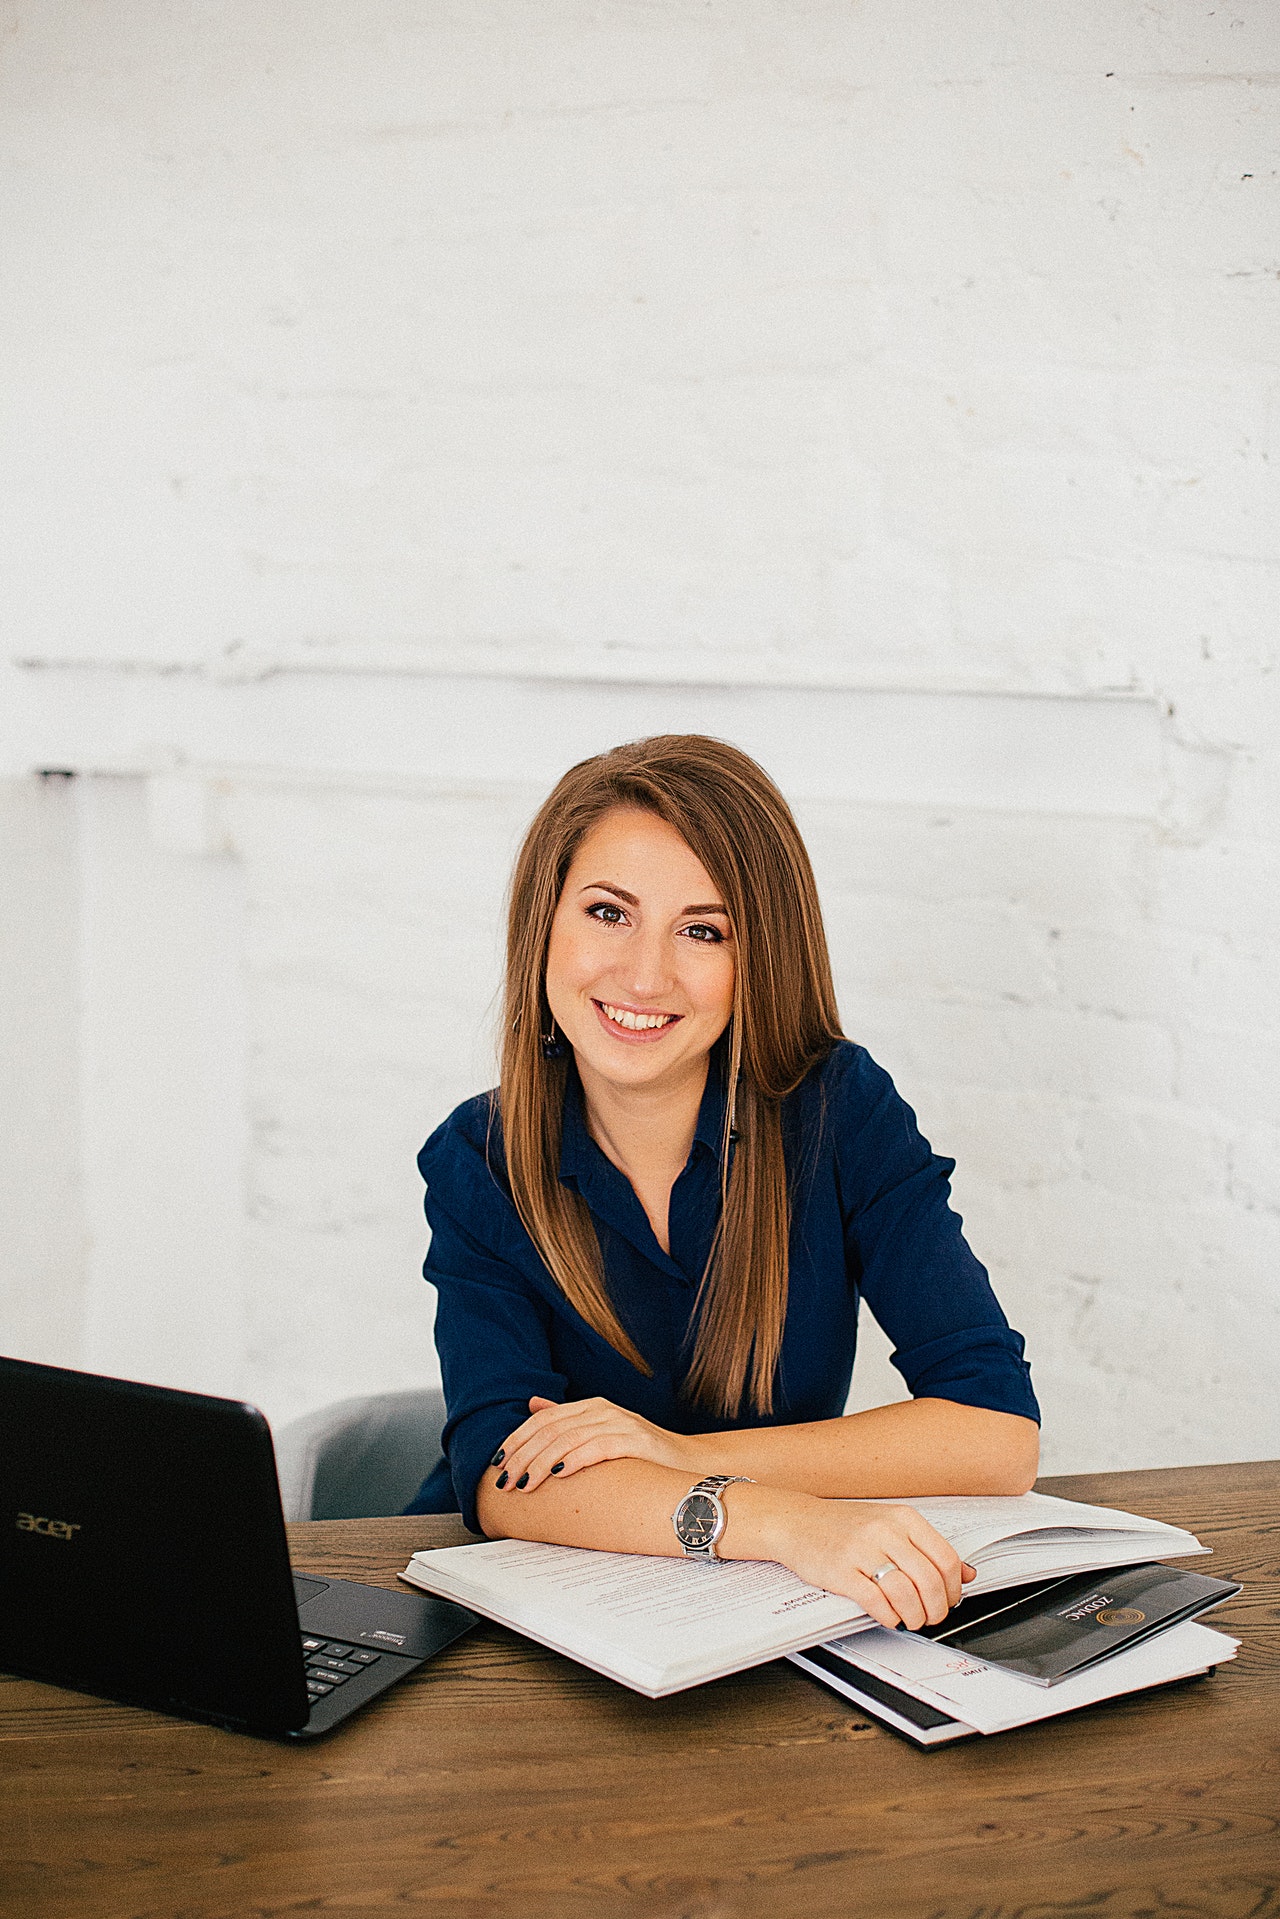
[
  {"left": 692, "top": 1039, "right": 731, "bottom": 1158},
  {"left": 557, "top": 1065, "right": 596, "bottom": 1184}
]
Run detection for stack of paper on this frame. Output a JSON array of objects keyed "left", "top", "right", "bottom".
[{"left": 790, "top": 1620, "right": 1238, "bottom": 1745}]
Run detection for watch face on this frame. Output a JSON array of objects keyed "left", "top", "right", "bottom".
[{"left": 677, "top": 1492, "right": 720, "bottom": 1548}]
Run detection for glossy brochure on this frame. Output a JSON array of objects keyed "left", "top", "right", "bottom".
[{"left": 917, "top": 1561, "right": 1241, "bottom": 1685}]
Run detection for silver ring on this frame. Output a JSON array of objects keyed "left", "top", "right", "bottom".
[{"left": 871, "top": 1562, "right": 897, "bottom": 1584}]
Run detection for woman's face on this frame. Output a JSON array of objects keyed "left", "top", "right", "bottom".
[{"left": 544, "top": 807, "right": 736, "bottom": 1098}]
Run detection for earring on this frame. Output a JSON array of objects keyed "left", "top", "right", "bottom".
[{"left": 541, "top": 1022, "right": 567, "bottom": 1060}]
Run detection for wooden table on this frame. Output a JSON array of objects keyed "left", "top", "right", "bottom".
[{"left": 2, "top": 1462, "right": 1277, "bottom": 1919}]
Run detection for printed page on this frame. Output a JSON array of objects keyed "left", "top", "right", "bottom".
[
  {"left": 904, "top": 1493, "right": 1201, "bottom": 1564},
  {"left": 403, "top": 1540, "right": 872, "bottom": 1694},
  {"left": 963, "top": 1537, "right": 1210, "bottom": 1594},
  {"left": 823, "top": 1619, "right": 1237, "bottom": 1735}
]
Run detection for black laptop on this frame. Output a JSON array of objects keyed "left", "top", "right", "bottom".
[{"left": 0, "top": 1356, "right": 476, "bottom": 1740}]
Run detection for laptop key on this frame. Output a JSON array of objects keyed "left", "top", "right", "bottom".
[
  {"left": 308, "top": 1666, "right": 349, "bottom": 1685},
  {"left": 322, "top": 1642, "right": 355, "bottom": 1657},
  {"left": 311, "top": 1654, "right": 361, "bottom": 1675},
  {"left": 347, "top": 1649, "right": 381, "bottom": 1665},
  {"left": 306, "top": 1680, "right": 333, "bottom": 1695},
  {"left": 301, "top": 1636, "right": 326, "bottom": 1653}
]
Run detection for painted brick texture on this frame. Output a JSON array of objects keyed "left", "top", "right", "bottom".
[{"left": 0, "top": 3, "right": 1276, "bottom": 1472}]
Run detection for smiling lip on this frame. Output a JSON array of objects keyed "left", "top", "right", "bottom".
[{"left": 591, "top": 999, "right": 682, "bottom": 1043}]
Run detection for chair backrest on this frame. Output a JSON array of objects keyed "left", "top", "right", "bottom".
[{"left": 274, "top": 1388, "right": 447, "bottom": 1521}]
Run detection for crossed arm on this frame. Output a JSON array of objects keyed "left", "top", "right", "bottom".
[{"left": 474, "top": 1394, "right": 1039, "bottom": 1631}]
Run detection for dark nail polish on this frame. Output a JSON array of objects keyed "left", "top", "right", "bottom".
[
  {"left": 550, "top": 1461, "right": 565, "bottom": 1474},
  {"left": 495, "top": 1471, "right": 508, "bottom": 1489},
  {"left": 516, "top": 1473, "right": 529, "bottom": 1490},
  {"left": 490, "top": 1448, "right": 504, "bottom": 1466}
]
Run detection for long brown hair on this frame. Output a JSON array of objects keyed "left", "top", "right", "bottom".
[{"left": 498, "top": 735, "right": 843, "bottom": 1418}]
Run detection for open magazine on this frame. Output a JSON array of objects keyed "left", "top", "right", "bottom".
[
  {"left": 398, "top": 1491, "right": 1207, "bottom": 1699},
  {"left": 886, "top": 1491, "right": 1207, "bottom": 1589}
]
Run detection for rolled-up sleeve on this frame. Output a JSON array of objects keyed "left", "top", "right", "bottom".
[
  {"left": 421, "top": 1128, "right": 569, "bottom": 1532},
  {"left": 836, "top": 1051, "right": 1040, "bottom": 1423}
]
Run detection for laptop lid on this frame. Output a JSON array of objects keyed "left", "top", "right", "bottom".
[{"left": 0, "top": 1356, "right": 310, "bottom": 1735}]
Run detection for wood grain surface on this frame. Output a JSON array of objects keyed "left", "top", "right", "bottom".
[{"left": 2, "top": 1461, "right": 1276, "bottom": 1919}]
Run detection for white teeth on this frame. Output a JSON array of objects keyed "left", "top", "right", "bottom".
[{"left": 601, "top": 1003, "right": 674, "bottom": 1031}]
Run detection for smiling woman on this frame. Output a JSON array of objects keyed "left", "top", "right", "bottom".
[
  {"left": 406, "top": 736, "right": 1041, "bottom": 1633},
  {"left": 545, "top": 810, "right": 738, "bottom": 1248}
]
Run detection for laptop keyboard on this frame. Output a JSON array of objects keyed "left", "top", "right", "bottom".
[{"left": 301, "top": 1634, "right": 382, "bottom": 1701}]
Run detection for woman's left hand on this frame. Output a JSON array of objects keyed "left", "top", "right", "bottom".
[{"left": 492, "top": 1396, "right": 703, "bottom": 1494}]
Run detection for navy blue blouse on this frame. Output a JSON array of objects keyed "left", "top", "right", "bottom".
[{"left": 407, "top": 1041, "right": 1038, "bottom": 1530}]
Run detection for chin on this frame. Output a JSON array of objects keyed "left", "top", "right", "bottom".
[
  {"left": 578, "top": 1044, "right": 672, "bottom": 1080},
  {"left": 573, "top": 1036, "right": 695, "bottom": 1084}
]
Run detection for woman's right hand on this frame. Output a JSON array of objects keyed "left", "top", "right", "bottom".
[{"left": 749, "top": 1493, "right": 975, "bottom": 1631}]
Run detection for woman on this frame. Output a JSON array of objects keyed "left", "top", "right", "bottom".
[{"left": 408, "top": 735, "right": 1040, "bottom": 1631}]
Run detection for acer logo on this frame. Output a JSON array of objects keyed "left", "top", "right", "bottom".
[{"left": 16, "top": 1512, "right": 81, "bottom": 1540}]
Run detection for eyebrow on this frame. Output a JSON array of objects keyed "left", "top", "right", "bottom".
[{"left": 579, "top": 882, "right": 730, "bottom": 916}]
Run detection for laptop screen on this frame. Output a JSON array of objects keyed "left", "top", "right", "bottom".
[{"left": 0, "top": 1358, "right": 310, "bottom": 1734}]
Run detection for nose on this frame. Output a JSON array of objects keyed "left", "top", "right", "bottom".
[{"left": 615, "top": 924, "right": 676, "bottom": 1005}]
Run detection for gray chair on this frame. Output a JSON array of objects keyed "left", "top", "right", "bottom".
[{"left": 274, "top": 1387, "right": 449, "bottom": 1521}]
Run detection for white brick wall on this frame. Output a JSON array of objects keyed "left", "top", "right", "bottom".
[
  {"left": 1, "top": 2, "right": 1276, "bottom": 1471},
  {"left": 0, "top": 778, "right": 85, "bottom": 1367}
]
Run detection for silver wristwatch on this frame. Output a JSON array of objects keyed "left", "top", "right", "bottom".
[{"left": 671, "top": 1475, "right": 755, "bottom": 1561}]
